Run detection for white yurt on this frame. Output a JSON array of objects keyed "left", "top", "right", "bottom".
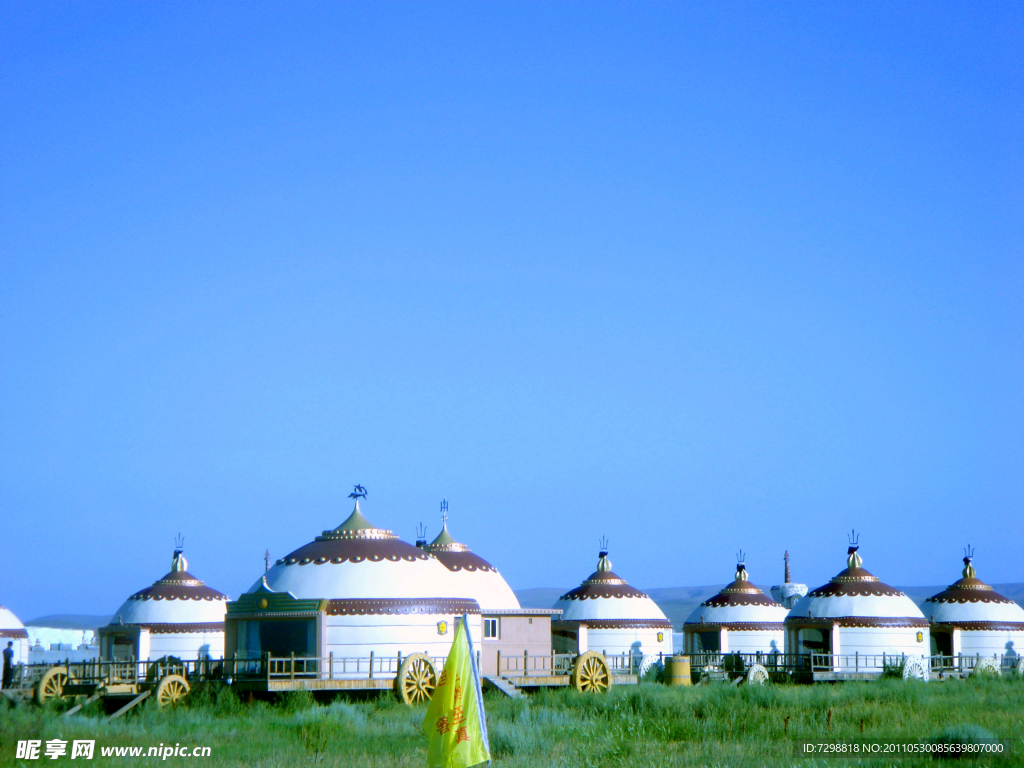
[
  {"left": 683, "top": 554, "right": 788, "bottom": 655},
  {"left": 1, "top": 605, "right": 29, "bottom": 673},
  {"left": 925, "top": 548, "right": 1024, "bottom": 669},
  {"left": 552, "top": 541, "right": 671, "bottom": 662},
  {"left": 99, "top": 543, "right": 228, "bottom": 662},
  {"left": 784, "top": 535, "right": 929, "bottom": 673},
  {"left": 419, "top": 512, "right": 520, "bottom": 611},
  {"left": 226, "top": 494, "right": 482, "bottom": 671}
]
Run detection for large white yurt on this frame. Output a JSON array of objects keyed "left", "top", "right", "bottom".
[
  {"left": 99, "top": 543, "right": 228, "bottom": 662},
  {"left": 784, "top": 536, "right": 929, "bottom": 673},
  {"left": 683, "top": 554, "right": 788, "bottom": 655},
  {"left": 1, "top": 605, "right": 29, "bottom": 671},
  {"left": 925, "top": 548, "right": 1024, "bottom": 668},
  {"left": 419, "top": 515, "right": 520, "bottom": 611},
  {"left": 226, "top": 495, "right": 481, "bottom": 669},
  {"left": 552, "top": 542, "right": 671, "bottom": 661}
]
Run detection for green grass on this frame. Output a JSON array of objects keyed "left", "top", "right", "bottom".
[{"left": 1, "top": 677, "right": 1022, "bottom": 767}]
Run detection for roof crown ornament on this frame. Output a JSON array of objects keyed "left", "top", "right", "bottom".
[
  {"left": 317, "top": 485, "right": 397, "bottom": 541},
  {"left": 846, "top": 530, "right": 862, "bottom": 569},
  {"left": 735, "top": 550, "right": 748, "bottom": 582},
  {"left": 784, "top": 550, "right": 791, "bottom": 584},
  {"left": 415, "top": 523, "right": 428, "bottom": 548},
  {"left": 597, "top": 536, "right": 612, "bottom": 572},
  {"left": 425, "top": 501, "right": 469, "bottom": 552},
  {"left": 171, "top": 534, "right": 187, "bottom": 573},
  {"left": 962, "top": 544, "right": 976, "bottom": 579}
]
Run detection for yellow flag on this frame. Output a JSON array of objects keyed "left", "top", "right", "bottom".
[{"left": 422, "top": 614, "right": 491, "bottom": 768}]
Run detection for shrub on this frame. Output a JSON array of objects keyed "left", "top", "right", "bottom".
[
  {"left": 881, "top": 657, "right": 906, "bottom": 679},
  {"left": 641, "top": 660, "right": 665, "bottom": 684},
  {"left": 929, "top": 724, "right": 1000, "bottom": 760},
  {"left": 280, "top": 689, "right": 316, "bottom": 713}
]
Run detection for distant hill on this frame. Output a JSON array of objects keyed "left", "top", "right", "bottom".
[
  {"left": 515, "top": 583, "right": 1024, "bottom": 629},
  {"left": 26, "top": 615, "right": 111, "bottom": 630}
]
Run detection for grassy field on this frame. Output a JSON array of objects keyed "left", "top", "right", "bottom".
[{"left": 2, "top": 677, "right": 1022, "bottom": 767}]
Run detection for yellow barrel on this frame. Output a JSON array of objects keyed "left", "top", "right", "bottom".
[{"left": 665, "top": 655, "right": 692, "bottom": 686}]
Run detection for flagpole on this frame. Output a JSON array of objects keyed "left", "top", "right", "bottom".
[{"left": 462, "top": 613, "right": 490, "bottom": 764}]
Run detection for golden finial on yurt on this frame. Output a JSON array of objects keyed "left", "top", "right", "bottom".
[
  {"left": 596, "top": 536, "right": 612, "bottom": 572},
  {"left": 962, "top": 544, "right": 976, "bottom": 579},
  {"left": 171, "top": 534, "right": 187, "bottom": 572},
  {"left": 846, "top": 530, "right": 863, "bottom": 569}
]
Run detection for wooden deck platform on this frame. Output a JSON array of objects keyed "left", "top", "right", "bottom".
[{"left": 232, "top": 677, "right": 397, "bottom": 693}]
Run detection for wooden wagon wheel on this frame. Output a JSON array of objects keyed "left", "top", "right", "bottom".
[
  {"left": 972, "top": 657, "right": 1000, "bottom": 677},
  {"left": 746, "top": 663, "right": 770, "bottom": 685},
  {"left": 571, "top": 651, "right": 611, "bottom": 693},
  {"left": 394, "top": 653, "right": 437, "bottom": 705},
  {"left": 155, "top": 674, "right": 191, "bottom": 708},
  {"left": 638, "top": 655, "right": 661, "bottom": 678},
  {"left": 901, "top": 656, "right": 928, "bottom": 682},
  {"left": 146, "top": 656, "right": 186, "bottom": 683},
  {"left": 35, "top": 666, "right": 74, "bottom": 706}
]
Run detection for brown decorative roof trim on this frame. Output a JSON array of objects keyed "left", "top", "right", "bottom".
[
  {"left": 930, "top": 621, "right": 1024, "bottom": 631},
  {"left": 807, "top": 581, "right": 905, "bottom": 598},
  {"left": 431, "top": 551, "right": 499, "bottom": 574},
  {"left": 785, "top": 616, "right": 928, "bottom": 628},
  {"left": 325, "top": 598, "right": 481, "bottom": 616},
  {"left": 424, "top": 542, "right": 470, "bottom": 553},
  {"left": 0, "top": 628, "right": 28, "bottom": 639},
  {"left": 104, "top": 622, "right": 225, "bottom": 634},
  {"left": 683, "top": 621, "right": 785, "bottom": 631},
  {"left": 559, "top": 572, "right": 650, "bottom": 601},
  {"left": 128, "top": 570, "right": 228, "bottom": 602},
  {"left": 925, "top": 588, "right": 1016, "bottom": 606},
  {"left": 936, "top": 576, "right": 993, "bottom": 592},
  {"left": 828, "top": 566, "right": 881, "bottom": 584},
  {"left": 276, "top": 537, "right": 433, "bottom": 566},
  {"left": 702, "top": 592, "right": 782, "bottom": 608},
  {"left": 554, "top": 618, "right": 672, "bottom": 630}
]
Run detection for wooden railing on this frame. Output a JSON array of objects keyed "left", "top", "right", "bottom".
[
  {"left": 495, "top": 650, "right": 571, "bottom": 677},
  {"left": 230, "top": 652, "right": 452, "bottom": 681},
  {"left": 15, "top": 657, "right": 222, "bottom": 687},
  {"left": 688, "top": 652, "right": 809, "bottom": 673},
  {"left": 494, "top": 650, "right": 646, "bottom": 678}
]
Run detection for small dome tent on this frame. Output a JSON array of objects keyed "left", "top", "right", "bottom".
[
  {"left": 684, "top": 553, "right": 788, "bottom": 656},
  {"left": 552, "top": 539, "right": 671, "bottom": 664},
  {"left": 784, "top": 533, "right": 929, "bottom": 675},
  {"left": 925, "top": 547, "right": 1024, "bottom": 670},
  {"left": 99, "top": 540, "right": 228, "bottom": 662}
]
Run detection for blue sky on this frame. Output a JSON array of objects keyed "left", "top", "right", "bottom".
[{"left": 2, "top": 2, "right": 1022, "bottom": 618}]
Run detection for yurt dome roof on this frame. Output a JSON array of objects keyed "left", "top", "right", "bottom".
[
  {"left": 0, "top": 605, "right": 26, "bottom": 631},
  {"left": 554, "top": 542, "right": 670, "bottom": 626},
  {"left": 420, "top": 506, "right": 520, "bottom": 610},
  {"left": 925, "top": 549, "right": 1024, "bottom": 628},
  {"left": 109, "top": 544, "right": 228, "bottom": 627},
  {"left": 786, "top": 536, "right": 926, "bottom": 627},
  {"left": 253, "top": 498, "right": 474, "bottom": 602},
  {"left": 685, "top": 554, "right": 788, "bottom": 627}
]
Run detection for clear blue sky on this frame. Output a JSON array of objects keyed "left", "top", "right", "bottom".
[{"left": 2, "top": 2, "right": 1021, "bottom": 619}]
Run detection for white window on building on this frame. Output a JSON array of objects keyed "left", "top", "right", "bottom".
[{"left": 484, "top": 618, "right": 498, "bottom": 639}]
